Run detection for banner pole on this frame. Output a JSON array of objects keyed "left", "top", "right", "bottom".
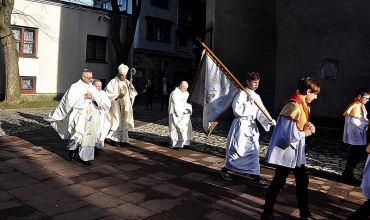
[{"left": 196, "top": 37, "right": 272, "bottom": 121}]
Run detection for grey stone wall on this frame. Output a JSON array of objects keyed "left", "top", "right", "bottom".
[
  {"left": 205, "top": 0, "right": 277, "bottom": 119},
  {"left": 276, "top": 1, "right": 370, "bottom": 125}
]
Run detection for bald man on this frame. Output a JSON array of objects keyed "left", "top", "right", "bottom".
[{"left": 168, "top": 81, "right": 193, "bottom": 149}]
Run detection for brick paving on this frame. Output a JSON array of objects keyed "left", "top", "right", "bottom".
[{"left": 0, "top": 107, "right": 366, "bottom": 219}]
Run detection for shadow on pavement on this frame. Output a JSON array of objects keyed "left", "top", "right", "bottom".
[{"left": 0, "top": 123, "right": 364, "bottom": 219}]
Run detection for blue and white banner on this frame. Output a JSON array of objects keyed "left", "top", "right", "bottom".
[{"left": 189, "top": 50, "right": 239, "bottom": 135}]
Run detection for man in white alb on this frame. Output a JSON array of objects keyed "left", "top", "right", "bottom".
[
  {"left": 168, "top": 81, "right": 193, "bottom": 149},
  {"left": 93, "top": 79, "right": 111, "bottom": 149},
  {"left": 44, "top": 69, "right": 102, "bottom": 165}
]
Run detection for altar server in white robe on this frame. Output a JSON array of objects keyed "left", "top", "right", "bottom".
[
  {"left": 219, "top": 72, "right": 275, "bottom": 188},
  {"left": 44, "top": 69, "right": 102, "bottom": 165},
  {"left": 93, "top": 79, "right": 112, "bottom": 149},
  {"left": 168, "top": 81, "right": 193, "bottom": 149},
  {"left": 261, "top": 77, "right": 320, "bottom": 220},
  {"left": 341, "top": 87, "right": 370, "bottom": 185},
  {"left": 104, "top": 64, "right": 137, "bottom": 147}
]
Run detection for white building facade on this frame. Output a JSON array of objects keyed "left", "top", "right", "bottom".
[{"left": 0, "top": 0, "right": 128, "bottom": 100}]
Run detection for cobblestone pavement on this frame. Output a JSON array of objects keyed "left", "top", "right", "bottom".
[
  {"left": 0, "top": 104, "right": 367, "bottom": 219},
  {"left": 0, "top": 104, "right": 364, "bottom": 178}
]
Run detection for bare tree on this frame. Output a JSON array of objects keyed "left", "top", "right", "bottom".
[
  {"left": 0, "top": 0, "right": 20, "bottom": 104},
  {"left": 111, "top": 0, "right": 141, "bottom": 75}
]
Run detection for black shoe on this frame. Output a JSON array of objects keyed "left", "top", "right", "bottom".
[
  {"left": 347, "top": 200, "right": 370, "bottom": 220},
  {"left": 220, "top": 168, "right": 233, "bottom": 181},
  {"left": 171, "top": 147, "right": 181, "bottom": 150},
  {"left": 300, "top": 214, "right": 316, "bottom": 220},
  {"left": 68, "top": 150, "right": 75, "bottom": 161},
  {"left": 113, "top": 141, "right": 120, "bottom": 147},
  {"left": 81, "top": 160, "right": 92, "bottom": 166},
  {"left": 94, "top": 148, "right": 100, "bottom": 156},
  {"left": 105, "top": 138, "right": 116, "bottom": 147},
  {"left": 251, "top": 179, "right": 270, "bottom": 188},
  {"left": 261, "top": 212, "right": 274, "bottom": 220}
]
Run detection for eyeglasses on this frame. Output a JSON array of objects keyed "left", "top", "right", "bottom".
[
  {"left": 83, "top": 76, "right": 93, "bottom": 80},
  {"left": 363, "top": 97, "right": 370, "bottom": 101}
]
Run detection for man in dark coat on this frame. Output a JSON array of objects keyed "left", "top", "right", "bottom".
[{"left": 160, "top": 77, "right": 172, "bottom": 111}]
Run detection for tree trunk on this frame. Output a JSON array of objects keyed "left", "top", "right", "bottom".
[
  {"left": 111, "top": 0, "right": 124, "bottom": 72},
  {"left": 0, "top": 0, "right": 20, "bottom": 104},
  {"left": 110, "top": 0, "right": 141, "bottom": 76},
  {"left": 122, "top": 0, "right": 141, "bottom": 63}
]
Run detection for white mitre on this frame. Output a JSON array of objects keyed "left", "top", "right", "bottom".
[{"left": 118, "top": 64, "right": 129, "bottom": 75}]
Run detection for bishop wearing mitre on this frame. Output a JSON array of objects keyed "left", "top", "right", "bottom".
[{"left": 104, "top": 64, "right": 138, "bottom": 147}]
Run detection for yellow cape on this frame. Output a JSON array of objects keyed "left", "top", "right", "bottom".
[
  {"left": 279, "top": 97, "right": 309, "bottom": 131},
  {"left": 343, "top": 101, "right": 366, "bottom": 119}
]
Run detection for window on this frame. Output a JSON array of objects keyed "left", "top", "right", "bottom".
[
  {"left": 321, "top": 58, "right": 338, "bottom": 80},
  {"left": 86, "top": 35, "right": 107, "bottom": 62},
  {"left": 146, "top": 16, "right": 172, "bottom": 43},
  {"left": 93, "top": 0, "right": 109, "bottom": 9},
  {"left": 12, "top": 26, "right": 38, "bottom": 58},
  {"left": 151, "top": 0, "right": 168, "bottom": 9},
  {"left": 179, "top": 6, "right": 192, "bottom": 22},
  {"left": 102, "top": 3, "right": 108, "bottom": 9},
  {"left": 20, "top": 76, "right": 36, "bottom": 94}
]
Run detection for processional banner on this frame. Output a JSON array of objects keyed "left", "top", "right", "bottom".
[{"left": 189, "top": 50, "right": 239, "bottom": 135}]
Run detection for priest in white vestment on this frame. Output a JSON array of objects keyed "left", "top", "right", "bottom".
[
  {"left": 168, "top": 81, "right": 193, "bottom": 149},
  {"left": 44, "top": 69, "right": 102, "bottom": 165},
  {"left": 104, "top": 64, "right": 138, "bottom": 147},
  {"left": 93, "top": 79, "right": 112, "bottom": 149}
]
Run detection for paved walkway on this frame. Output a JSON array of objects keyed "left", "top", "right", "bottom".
[{"left": 0, "top": 106, "right": 366, "bottom": 219}]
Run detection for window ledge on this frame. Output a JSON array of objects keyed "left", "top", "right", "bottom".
[
  {"left": 21, "top": 90, "right": 37, "bottom": 94},
  {"left": 19, "top": 55, "right": 38, "bottom": 59}
]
